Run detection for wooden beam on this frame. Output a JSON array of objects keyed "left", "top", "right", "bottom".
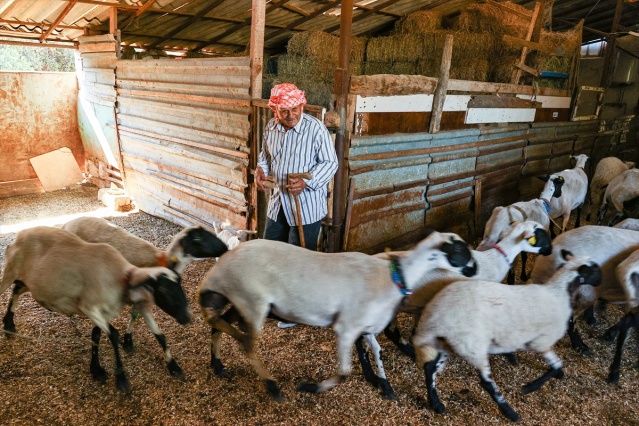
[
  {"left": 265, "top": 0, "right": 339, "bottom": 42},
  {"left": 250, "top": 0, "right": 265, "bottom": 100},
  {"left": 59, "top": 0, "right": 139, "bottom": 10},
  {"left": 109, "top": 7, "right": 117, "bottom": 35},
  {"left": 121, "top": 0, "right": 158, "bottom": 31},
  {"left": 600, "top": 0, "right": 625, "bottom": 87},
  {"left": 40, "top": 0, "right": 78, "bottom": 42},
  {"left": 515, "top": 61, "right": 540, "bottom": 77},
  {"left": 324, "top": 0, "right": 402, "bottom": 33},
  {"left": 0, "top": 39, "right": 77, "bottom": 49},
  {"left": 502, "top": 34, "right": 567, "bottom": 55},
  {"left": 429, "top": 34, "right": 453, "bottom": 134},
  {"left": 146, "top": 0, "right": 226, "bottom": 49},
  {"left": 511, "top": 1, "right": 542, "bottom": 84}
]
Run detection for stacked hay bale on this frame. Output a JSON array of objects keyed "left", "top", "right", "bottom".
[{"left": 263, "top": 31, "right": 367, "bottom": 107}]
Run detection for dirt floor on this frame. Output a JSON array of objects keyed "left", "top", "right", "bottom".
[{"left": 0, "top": 185, "right": 638, "bottom": 426}]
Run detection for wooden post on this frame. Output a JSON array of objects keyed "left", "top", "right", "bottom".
[
  {"left": 109, "top": 7, "right": 121, "bottom": 59},
  {"left": 600, "top": 0, "right": 625, "bottom": 87},
  {"left": 511, "top": 1, "right": 542, "bottom": 84},
  {"left": 329, "top": 0, "right": 353, "bottom": 253},
  {"left": 429, "top": 33, "right": 453, "bottom": 134},
  {"left": 248, "top": 0, "right": 266, "bottom": 232}
]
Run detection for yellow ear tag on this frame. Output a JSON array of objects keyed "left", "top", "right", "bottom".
[
  {"left": 528, "top": 236, "right": 537, "bottom": 245},
  {"left": 169, "top": 256, "right": 179, "bottom": 264}
]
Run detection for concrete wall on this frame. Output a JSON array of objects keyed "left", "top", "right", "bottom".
[{"left": 0, "top": 72, "right": 84, "bottom": 197}]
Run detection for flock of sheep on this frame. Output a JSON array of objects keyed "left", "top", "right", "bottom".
[{"left": 1, "top": 154, "right": 639, "bottom": 422}]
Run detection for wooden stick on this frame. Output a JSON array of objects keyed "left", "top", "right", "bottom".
[{"left": 288, "top": 172, "right": 312, "bottom": 248}]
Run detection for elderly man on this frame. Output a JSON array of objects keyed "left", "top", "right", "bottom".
[{"left": 255, "top": 82, "right": 338, "bottom": 253}]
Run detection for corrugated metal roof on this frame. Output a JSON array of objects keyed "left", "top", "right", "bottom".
[{"left": 0, "top": 0, "right": 637, "bottom": 53}]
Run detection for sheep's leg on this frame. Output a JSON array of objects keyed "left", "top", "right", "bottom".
[
  {"left": 2, "top": 280, "right": 27, "bottom": 336},
  {"left": 383, "top": 317, "right": 415, "bottom": 359},
  {"left": 106, "top": 324, "right": 130, "bottom": 393},
  {"left": 477, "top": 367, "right": 520, "bottom": 421},
  {"left": 416, "top": 344, "right": 447, "bottom": 414},
  {"left": 140, "top": 306, "right": 184, "bottom": 380},
  {"left": 243, "top": 326, "right": 283, "bottom": 401},
  {"left": 597, "top": 204, "right": 608, "bottom": 226},
  {"left": 607, "top": 312, "right": 633, "bottom": 384},
  {"left": 506, "top": 268, "right": 515, "bottom": 285},
  {"left": 298, "top": 327, "right": 357, "bottom": 394},
  {"left": 567, "top": 316, "right": 590, "bottom": 355},
  {"left": 362, "top": 334, "right": 396, "bottom": 399},
  {"left": 355, "top": 335, "right": 378, "bottom": 387},
  {"left": 122, "top": 305, "right": 143, "bottom": 353},
  {"left": 519, "top": 252, "right": 529, "bottom": 282},
  {"left": 603, "top": 319, "right": 621, "bottom": 342},
  {"left": 522, "top": 350, "right": 564, "bottom": 394},
  {"left": 549, "top": 222, "right": 556, "bottom": 239},
  {"left": 608, "top": 212, "right": 624, "bottom": 227},
  {"left": 575, "top": 206, "right": 582, "bottom": 228},
  {"left": 582, "top": 306, "right": 597, "bottom": 326},
  {"left": 209, "top": 306, "right": 243, "bottom": 378},
  {"left": 90, "top": 325, "right": 108, "bottom": 383}
]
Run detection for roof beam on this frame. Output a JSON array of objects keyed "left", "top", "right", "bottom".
[
  {"left": 59, "top": 0, "right": 139, "bottom": 10},
  {"left": 0, "top": 39, "right": 77, "bottom": 49},
  {"left": 553, "top": 17, "right": 608, "bottom": 37},
  {"left": 121, "top": 0, "right": 158, "bottom": 30},
  {"left": 194, "top": 0, "right": 292, "bottom": 50},
  {"left": 0, "top": 19, "right": 83, "bottom": 31},
  {"left": 146, "top": 0, "right": 226, "bottom": 49},
  {"left": 352, "top": 3, "right": 402, "bottom": 18},
  {"left": 40, "top": 0, "right": 78, "bottom": 42},
  {"left": 264, "top": 0, "right": 340, "bottom": 42},
  {"left": 324, "top": 0, "right": 402, "bottom": 33},
  {"left": 121, "top": 31, "right": 248, "bottom": 49}
]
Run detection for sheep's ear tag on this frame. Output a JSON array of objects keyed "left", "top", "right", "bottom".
[
  {"left": 528, "top": 236, "right": 537, "bottom": 245},
  {"left": 169, "top": 256, "right": 179, "bottom": 264}
]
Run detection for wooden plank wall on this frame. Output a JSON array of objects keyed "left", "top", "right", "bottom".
[
  {"left": 115, "top": 57, "right": 251, "bottom": 230},
  {"left": 344, "top": 117, "right": 633, "bottom": 253}
]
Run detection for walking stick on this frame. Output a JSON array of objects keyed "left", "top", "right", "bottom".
[{"left": 288, "top": 172, "right": 312, "bottom": 248}]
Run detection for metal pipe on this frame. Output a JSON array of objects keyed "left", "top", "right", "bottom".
[{"left": 329, "top": 0, "right": 353, "bottom": 253}]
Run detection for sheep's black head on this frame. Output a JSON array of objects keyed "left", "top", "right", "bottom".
[
  {"left": 146, "top": 271, "right": 191, "bottom": 325},
  {"left": 559, "top": 250, "right": 602, "bottom": 296},
  {"left": 531, "top": 227, "right": 552, "bottom": 256},
  {"left": 441, "top": 238, "right": 477, "bottom": 277},
  {"left": 180, "top": 226, "right": 228, "bottom": 259}
]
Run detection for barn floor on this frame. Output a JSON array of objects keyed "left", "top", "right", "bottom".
[{"left": 0, "top": 185, "right": 638, "bottom": 425}]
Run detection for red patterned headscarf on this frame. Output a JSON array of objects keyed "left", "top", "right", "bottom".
[{"left": 268, "top": 83, "right": 307, "bottom": 115}]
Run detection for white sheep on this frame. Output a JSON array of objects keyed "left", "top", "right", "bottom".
[
  {"left": 380, "top": 221, "right": 552, "bottom": 358},
  {"left": 614, "top": 218, "right": 639, "bottom": 231},
  {"left": 541, "top": 154, "right": 589, "bottom": 234},
  {"left": 62, "top": 216, "right": 228, "bottom": 353},
  {"left": 0, "top": 226, "right": 191, "bottom": 393},
  {"left": 198, "top": 231, "right": 477, "bottom": 401},
  {"left": 586, "top": 157, "right": 634, "bottom": 221},
  {"left": 529, "top": 225, "right": 639, "bottom": 354},
  {"left": 597, "top": 168, "right": 639, "bottom": 226},
  {"left": 607, "top": 248, "right": 639, "bottom": 384},
  {"left": 477, "top": 180, "right": 555, "bottom": 282},
  {"left": 412, "top": 252, "right": 602, "bottom": 421}
]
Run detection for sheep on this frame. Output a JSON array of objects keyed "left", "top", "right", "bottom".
[
  {"left": 529, "top": 225, "right": 639, "bottom": 354},
  {"left": 541, "top": 153, "right": 589, "bottom": 235},
  {"left": 477, "top": 180, "right": 555, "bottom": 282},
  {"left": 198, "top": 231, "right": 477, "bottom": 401},
  {"left": 597, "top": 168, "right": 639, "bottom": 227},
  {"left": 62, "top": 216, "right": 228, "bottom": 353},
  {"left": 586, "top": 157, "right": 634, "bottom": 221},
  {"left": 381, "top": 221, "right": 552, "bottom": 358},
  {"left": 0, "top": 226, "right": 191, "bottom": 393},
  {"left": 614, "top": 218, "right": 639, "bottom": 231},
  {"left": 413, "top": 251, "right": 602, "bottom": 421},
  {"left": 608, "top": 248, "right": 639, "bottom": 384},
  {"left": 213, "top": 226, "right": 257, "bottom": 250}
]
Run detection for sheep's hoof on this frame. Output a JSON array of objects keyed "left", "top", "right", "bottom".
[
  {"left": 2, "top": 317, "right": 15, "bottom": 338},
  {"left": 116, "top": 375, "right": 131, "bottom": 394},
  {"left": 122, "top": 333, "right": 134, "bottom": 353},
  {"left": 573, "top": 344, "right": 590, "bottom": 356},
  {"left": 430, "top": 400, "right": 446, "bottom": 414},
  {"left": 91, "top": 365, "right": 108, "bottom": 383},
  {"left": 504, "top": 353, "right": 518, "bottom": 365},
  {"left": 500, "top": 405, "right": 520, "bottom": 422},
  {"left": 211, "top": 358, "right": 230, "bottom": 378},
  {"left": 167, "top": 360, "right": 185, "bottom": 380},
  {"left": 297, "top": 381, "right": 320, "bottom": 394},
  {"left": 265, "top": 379, "right": 284, "bottom": 401},
  {"left": 603, "top": 327, "right": 619, "bottom": 343},
  {"left": 607, "top": 370, "right": 620, "bottom": 385},
  {"left": 378, "top": 378, "right": 397, "bottom": 400}
]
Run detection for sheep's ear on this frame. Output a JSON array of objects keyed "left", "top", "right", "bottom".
[{"left": 560, "top": 249, "right": 574, "bottom": 261}]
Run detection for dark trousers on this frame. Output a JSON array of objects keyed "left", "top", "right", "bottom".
[{"left": 263, "top": 208, "right": 322, "bottom": 251}]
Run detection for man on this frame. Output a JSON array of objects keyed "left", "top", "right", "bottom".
[
  {"left": 255, "top": 82, "right": 338, "bottom": 252},
  {"left": 255, "top": 83, "right": 338, "bottom": 329}
]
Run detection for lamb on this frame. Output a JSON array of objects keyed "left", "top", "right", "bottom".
[
  {"left": 381, "top": 221, "right": 552, "bottom": 358},
  {"left": 586, "top": 157, "right": 634, "bottom": 221},
  {"left": 614, "top": 218, "right": 639, "bottom": 231},
  {"left": 597, "top": 168, "right": 639, "bottom": 226},
  {"left": 0, "top": 226, "right": 191, "bottom": 393},
  {"left": 62, "top": 216, "right": 227, "bottom": 352},
  {"left": 477, "top": 180, "right": 555, "bottom": 282},
  {"left": 608, "top": 248, "right": 639, "bottom": 384},
  {"left": 541, "top": 153, "right": 589, "bottom": 234},
  {"left": 529, "top": 225, "right": 639, "bottom": 354},
  {"left": 198, "top": 231, "right": 477, "bottom": 401},
  {"left": 413, "top": 251, "right": 601, "bottom": 421},
  {"left": 212, "top": 225, "right": 256, "bottom": 250}
]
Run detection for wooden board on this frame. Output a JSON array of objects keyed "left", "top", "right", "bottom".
[{"left": 29, "top": 147, "right": 83, "bottom": 191}]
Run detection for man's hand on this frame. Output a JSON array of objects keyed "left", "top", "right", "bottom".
[
  {"left": 286, "top": 177, "right": 307, "bottom": 196},
  {"left": 255, "top": 167, "right": 267, "bottom": 192}
]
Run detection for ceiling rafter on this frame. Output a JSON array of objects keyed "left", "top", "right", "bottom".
[
  {"left": 146, "top": 0, "right": 227, "bottom": 49},
  {"left": 0, "top": 18, "right": 83, "bottom": 30},
  {"left": 40, "top": 0, "right": 78, "bottom": 42},
  {"left": 59, "top": 0, "right": 139, "bottom": 10},
  {"left": 324, "top": 0, "right": 403, "bottom": 33},
  {"left": 121, "top": 0, "right": 158, "bottom": 31},
  {"left": 264, "top": 0, "right": 341, "bottom": 42}
]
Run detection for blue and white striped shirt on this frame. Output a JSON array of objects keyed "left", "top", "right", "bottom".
[{"left": 257, "top": 113, "right": 338, "bottom": 225}]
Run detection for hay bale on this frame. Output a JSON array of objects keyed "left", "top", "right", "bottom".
[
  {"left": 395, "top": 10, "right": 442, "bottom": 34},
  {"left": 366, "top": 34, "right": 425, "bottom": 63},
  {"left": 539, "top": 28, "right": 581, "bottom": 54},
  {"left": 492, "top": 55, "right": 519, "bottom": 83},
  {"left": 451, "top": 59, "right": 490, "bottom": 81},
  {"left": 277, "top": 55, "right": 335, "bottom": 82},
  {"left": 454, "top": 2, "right": 531, "bottom": 39},
  {"left": 391, "top": 61, "right": 419, "bottom": 75},
  {"left": 286, "top": 31, "right": 368, "bottom": 66},
  {"left": 363, "top": 61, "right": 394, "bottom": 75},
  {"left": 450, "top": 32, "right": 495, "bottom": 63}
]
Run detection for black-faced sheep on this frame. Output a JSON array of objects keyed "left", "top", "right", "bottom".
[
  {"left": 0, "top": 226, "right": 191, "bottom": 393},
  {"left": 413, "top": 252, "right": 601, "bottom": 421},
  {"left": 198, "top": 231, "right": 477, "bottom": 401}
]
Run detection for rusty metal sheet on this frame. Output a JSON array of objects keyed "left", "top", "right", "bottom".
[{"left": 0, "top": 72, "right": 83, "bottom": 185}]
